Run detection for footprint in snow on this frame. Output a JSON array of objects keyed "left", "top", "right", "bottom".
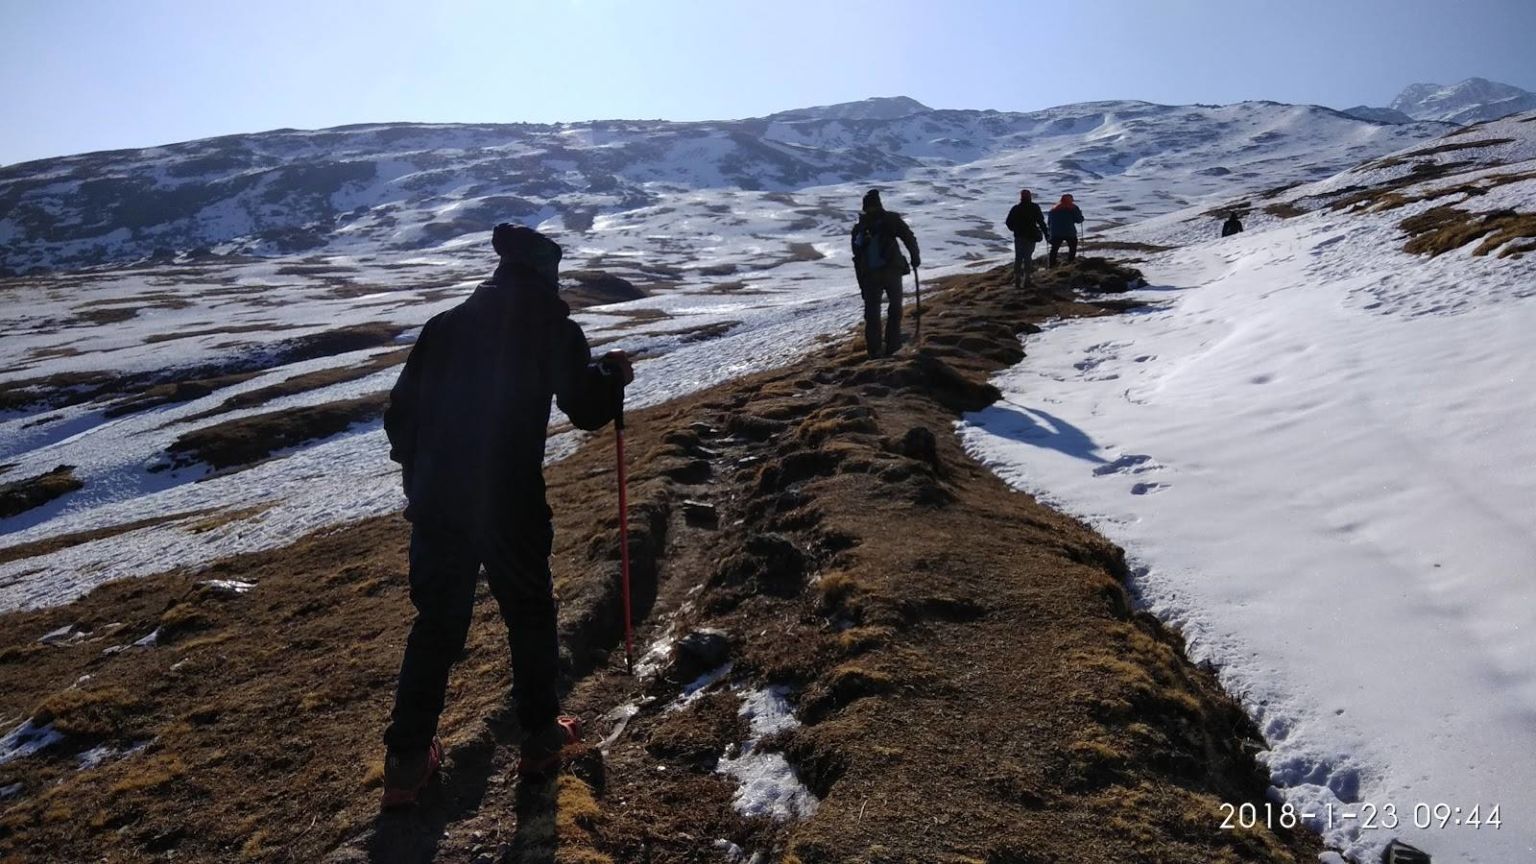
[
  {"left": 1130, "top": 481, "right": 1169, "bottom": 496},
  {"left": 1093, "top": 454, "right": 1159, "bottom": 477}
]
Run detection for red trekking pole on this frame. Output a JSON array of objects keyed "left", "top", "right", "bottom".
[{"left": 613, "top": 378, "right": 634, "bottom": 674}]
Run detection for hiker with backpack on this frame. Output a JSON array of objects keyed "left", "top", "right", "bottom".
[
  {"left": 379, "top": 223, "right": 633, "bottom": 808},
  {"left": 1047, "top": 194, "right": 1085, "bottom": 267},
  {"left": 851, "top": 189, "right": 921, "bottom": 358},
  {"left": 1221, "top": 212, "right": 1245, "bottom": 237},
  {"left": 1004, "top": 189, "right": 1050, "bottom": 288}
]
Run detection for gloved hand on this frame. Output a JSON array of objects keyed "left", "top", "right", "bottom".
[
  {"left": 910, "top": 253, "right": 921, "bottom": 269},
  {"left": 599, "top": 350, "right": 634, "bottom": 385}
]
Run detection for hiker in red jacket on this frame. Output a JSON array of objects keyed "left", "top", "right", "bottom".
[{"left": 1047, "top": 194, "right": 1084, "bottom": 267}]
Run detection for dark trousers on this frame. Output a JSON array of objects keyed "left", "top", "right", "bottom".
[
  {"left": 1048, "top": 235, "right": 1078, "bottom": 267},
  {"left": 860, "top": 269, "right": 904, "bottom": 358},
  {"left": 1012, "top": 235, "right": 1038, "bottom": 285},
  {"left": 384, "top": 521, "right": 559, "bottom": 751}
]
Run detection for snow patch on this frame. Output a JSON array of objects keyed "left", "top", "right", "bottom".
[
  {"left": 196, "top": 579, "right": 256, "bottom": 594},
  {"left": 0, "top": 720, "right": 63, "bottom": 766},
  {"left": 960, "top": 200, "right": 1536, "bottom": 864},
  {"left": 715, "top": 686, "right": 819, "bottom": 822},
  {"left": 76, "top": 740, "right": 151, "bottom": 771}
]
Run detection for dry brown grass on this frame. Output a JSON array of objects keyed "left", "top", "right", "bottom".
[
  {"left": 561, "top": 271, "right": 649, "bottom": 309},
  {"left": 1089, "top": 240, "right": 1177, "bottom": 253},
  {"left": 72, "top": 306, "right": 139, "bottom": 326},
  {"left": 6, "top": 323, "right": 406, "bottom": 418},
  {"left": 0, "top": 465, "right": 82, "bottom": 519},
  {"left": 1263, "top": 201, "right": 1308, "bottom": 218},
  {"left": 1327, "top": 160, "right": 1475, "bottom": 212},
  {"left": 33, "top": 686, "right": 149, "bottom": 738},
  {"left": 180, "top": 346, "right": 410, "bottom": 423},
  {"left": 103, "top": 370, "right": 266, "bottom": 418},
  {"left": 0, "top": 510, "right": 211, "bottom": 567},
  {"left": 957, "top": 226, "right": 1006, "bottom": 243},
  {"left": 1401, "top": 206, "right": 1536, "bottom": 257},
  {"left": 785, "top": 242, "right": 826, "bottom": 262},
  {"left": 185, "top": 504, "right": 275, "bottom": 534},
  {"left": 165, "top": 392, "right": 389, "bottom": 471},
  {"left": 1374, "top": 137, "right": 1516, "bottom": 168},
  {"left": 142, "top": 322, "right": 305, "bottom": 344}
]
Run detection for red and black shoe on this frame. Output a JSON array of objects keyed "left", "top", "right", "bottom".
[
  {"left": 516, "top": 715, "right": 583, "bottom": 781},
  {"left": 380, "top": 737, "right": 443, "bottom": 809}
]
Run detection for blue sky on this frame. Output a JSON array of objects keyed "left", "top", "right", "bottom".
[{"left": 2, "top": 0, "right": 1534, "bottom": 166}]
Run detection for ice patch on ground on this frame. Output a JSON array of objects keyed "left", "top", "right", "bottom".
[
  {"left": 711, "top": 838, "right": 764, "bottom": 863},
  {"left": 668, "top": 662, "right": 732, "bottom": 711},
  {"left": 37, "top": 623, "right": 88, "bottom": 645},
  {"left": 196, "top": 579, "right": 256, "bottom": 594},
  {"left": 76, "top": 740, "right": 151, "bottom": 771},
  {"left": 715, "top": 685, "right": 818, "bottom": 822},
  {"left": 0, "top": 720, "right": 63, "bottom": 766}
]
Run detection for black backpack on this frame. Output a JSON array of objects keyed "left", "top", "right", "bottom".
[{"left": 853, "top": 213, "right": 900, "bottom": 271}]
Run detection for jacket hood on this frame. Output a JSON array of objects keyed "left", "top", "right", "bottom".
[{"left": 473, "top": 264, "right": 571, "bottom": 323}]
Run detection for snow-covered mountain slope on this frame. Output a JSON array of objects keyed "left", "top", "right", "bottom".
[
  {"left": 961, "top": 112, "right": 1536, "bottom": 864},
  {"left": 0, "top": 98, "right": 1477, "bottom": 612},
  {"left": 0, "top": 99, "right": 1448, "bottom": 275},
  {"left": 1384, "top": 77, "right": 1536, "bottom": 125},
  {"left": 1, "top": 97, "right": 1534, "bottom": 863},
  {"left": 1339, "top": 105, "right": 1414, "bottom": 125},
  {"left": 765, "top": 95, "right": 931, "bottom": 122},
  {"left": 1115, "top": 110, "right": 1536, "bottom": 259}
]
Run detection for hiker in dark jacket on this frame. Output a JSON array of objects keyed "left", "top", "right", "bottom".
[
  {"left": 851, "top": 189, "right": 920, "bottom": 358},
  {"left": 1004, "top": 189, "right": 1050, "bottom": 288},
  {"left": 1047, "top": 194, "right": 1084, "bottom": 266},
  {"left": 1221, "top": 212, "right": 1244, "bottom": 237},
  {"left": 379, "top": 223, "right": 633, "bottom": 808}
]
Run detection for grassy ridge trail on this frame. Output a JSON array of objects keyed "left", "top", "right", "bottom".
[{"left": 0, "top": 259, "right": 1323, "bottom": 864}]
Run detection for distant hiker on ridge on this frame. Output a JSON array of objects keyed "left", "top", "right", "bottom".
[
  {"left": 1004, "top": 188, "right": 1050, "bottom": 288},
  {"left": 1222, "top": 212, "right": 1245, "bottom": 237},
  {"left": 379, "top": 223, "right": 633, "bottom": 808},
  {"left": 851, "top": 189, "right": 921, "bottom": 358},
  {"left": 1047, "top": 194, "right": 1084, "bottom": 267}
]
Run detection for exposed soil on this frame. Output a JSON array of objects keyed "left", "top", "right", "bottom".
[
  {"left": 1262, "top": 202, "right": 1307, "bottom": 219},
  {"left": 0, "top": 260, "right": 1322, "bottom": 864},
  {"left": 560, "top": 272, "right": 649, "bottom": 310},
  {"left": 1085, "top": 240, "right": 1177, "bottom": 253},
  {"left": 176, "top": 347, "right": 412, "bottom": 424},
  {"left": 3, "top": 323, "right": 406, "bottom": 416},
  {"left": 1400, "top": 206, "right": 1536, "bottom": 258},
  {"left": 163, "top": 392, "right": 391, "bottom": 472},
  {"left": 103, "top": 371, "right": 268, "bottom": 419},
  {"left": 0, "top": 511, "right": 214, "bottom": 568},
  {"left": 0, "top": 465, "right": 83, "bottom": 519},
  {"left": 143, "top": 323, "right": 309, "bottom": 345}
]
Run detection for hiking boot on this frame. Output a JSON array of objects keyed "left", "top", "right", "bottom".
[
  {"left": 380, "top": 737, "right": 443, "bottom": 809},
  {"left": 517, "top": 715, "right": 583, "bottom": 781}
]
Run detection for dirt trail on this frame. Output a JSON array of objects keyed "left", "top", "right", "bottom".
[{"left": 0, "top": 260, "right": 1321, "bottom": 863}]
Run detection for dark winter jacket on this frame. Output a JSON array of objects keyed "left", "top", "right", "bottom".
[
  {"left": 1047, "top": 204, "right": 1084, "bottom": 240},
  {"left": 1005, "top": 201, "right": 1050, "bottom": 242},
  {"left": 851, "top": 209, "right": 920, "bottom": 280},
  {"left": 384, "top": 263, "right": 617, "bottom": 543},
  {"left": 1222, "top": 216, "right": 1244, "bottom": 237}
]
